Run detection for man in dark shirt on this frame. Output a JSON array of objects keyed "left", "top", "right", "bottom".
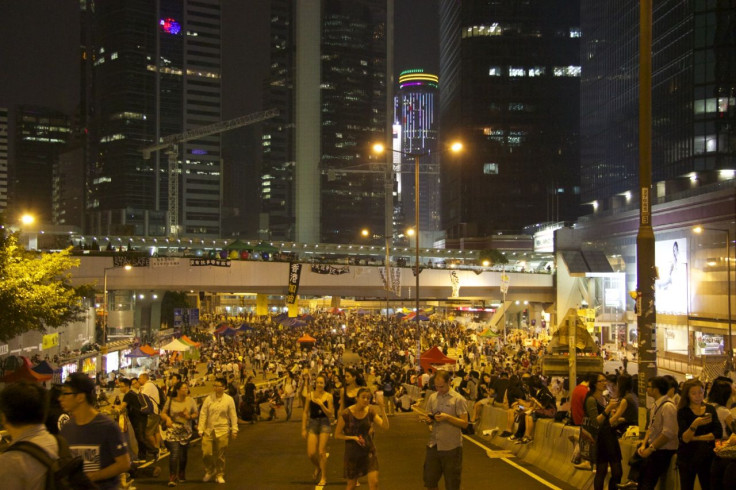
[
  {"left": 119, "top": 378, "right": 150, "bottom": 462},
  {"left": 59, "top": 373, "right": 130, "bottom": 489},
  {"left": 491, "top": 372, "right": 509, "bottom": 406}
]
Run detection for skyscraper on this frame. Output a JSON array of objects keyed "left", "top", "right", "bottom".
[
  {"left": 0, "top": 108, "right": 8, "bottom": 214},
  {"left": 263, "top": 0, "right": 388, "bottom": 243},
  {"left": 439, "top": 0, "right": 581, "bottom": 238},
  {"left": 580, "top": 0, "right": 736, "bottom": 209},
  {"left": 394, "top": 69, "right": 440, "bottom": 244},
  {"left": 84, "top": 0, "right": 222, "bottom": 237}
]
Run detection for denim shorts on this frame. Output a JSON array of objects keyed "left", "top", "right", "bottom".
[{"left": 307, "top": 417, "right": 332, "bottom": 434}]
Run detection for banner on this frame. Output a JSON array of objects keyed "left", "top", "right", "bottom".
[
  {"left": 288, "top": 301, "right": 299, "bottom": 318},
  {"left": 256, "top": 294, "right": 268, "bottom": 316},
  {"left": 287, "top": 263, "right": 302, "bottom": 304},
  {"left": 379, "top": 266, "right": 401, "bottom": 296},
  {"left": 450, "top": 271, "right": 460, "bottom": 298},
  {"left": 113, "top": 255, "right": 149, "bottom": 268},
  {"left": 42, "top": 333, "right": 59, "bottom": 350},
  {"left": 311, "top": 264, "right": 349, "bottom": 275},
  {"left": 189, "top": 258, "right": 230, "bottom": 267},
  {"left": 151, "top": 257, "right": 181, "bottom": 268},
  {"left": 500, "top": 273, "right": 510, "bottom": 295}
]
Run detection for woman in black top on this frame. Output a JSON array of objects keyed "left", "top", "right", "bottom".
[
  {"left": 585, "top": 373, "right": 622, "bottom": 490},
  {"left": 677, "top": 379, "right": 722, "bottom": 490}
]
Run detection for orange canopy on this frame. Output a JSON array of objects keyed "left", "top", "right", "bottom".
[
  {"left": 419, "top": 346, "right": 456, "bottom": 373},
  {"left": 297, "top": 334, "right": 317, "bottom": 343},
  {"left": 140, "top": 344, "right": 159, "bottom": 356}
]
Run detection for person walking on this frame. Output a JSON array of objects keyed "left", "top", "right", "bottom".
[
  {"left": 676, "top": 379, "right": 721, "bottom": 490},
  {"left": 160, "top": 381, "right": 198, "bottom": 487},
  {"left": 283, "top": 371, "right": 297, "bottom": 421},
  {"left": 335, "top": 387, "right": 389, "bottom": 490},
  {"left": 302, "top": 373, "right": 334, "bottom": 487},
  {"left": 197, "top": 377, "right": 238, "bottom": 484},
  {"left": 419, "top": 370, "right": 468, "bottom": 490},
  {"left": 585, "top": 373, "right": 622, "bottom": 490}
]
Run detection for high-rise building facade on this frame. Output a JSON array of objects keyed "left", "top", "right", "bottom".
[
  {"left": 0, "top": 108, "right": 8, "bottom": 214},
  {"left": 85, "top": 0, "right": 222, "bottom": 237},
  {"left": 263, "top": 0, "right": 387, "bottom": 243},
  {"left": 580, "top": 1, "right": 736, "bottom": 209},
  {"left": 439, "top": 0, "right": 581, "bottom": 238},
  {"left": 8, "top": 106, "right": 71, "bottom": 223},
  {"left": 394, "top": 69, "right": 440, "bottom": 243}
]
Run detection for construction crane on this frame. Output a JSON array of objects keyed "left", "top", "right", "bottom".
[{"left": 140, "top": 108, "right": 279, "bottom": 237}]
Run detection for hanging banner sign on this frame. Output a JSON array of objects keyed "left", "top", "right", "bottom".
[
  {"left": 287, "top": 263, "right": 302, "bottom": 304},
  {"left": 189, "top": 258, "right": 230, "bottom": 267},
  {"left": 500, "top": 273, "right": 510, "bottom": 295},
  {"left": 42, "top": 333, "right": 59, "bottom": 350},
  {"left": 311, "top": 264, "right": 349, "bottom": 275}
]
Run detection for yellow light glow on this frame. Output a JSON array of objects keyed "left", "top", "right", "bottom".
[
  {"left": 450, "top": 141, "right": 463, "bottom": 153},
  {"left": 361, "top": 228, "right": 369, "bottom": 237},
  {"left": 20, "top": 214, "right": 35, "bottom": 225},
  {"left": 693, "top": 226, "right": 703, "bottom": 234},
  {"left": 406, "top": 228, "right": 415, "bottom": 237},
  {"left": 124, "top": 264, "right": 133, "bottom": 271},
  {"left": 482, "top": 260, "right": 490, "bottom": 267},
  {"left": 372, "top": 143, "right": 385, "bottom": 154}
]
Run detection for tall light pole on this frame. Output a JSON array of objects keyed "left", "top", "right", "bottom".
[
  {"left": 694, "top": 226, "right": 732, "bottom": 364},
  {"left": 102, "top": 264, "right": 132, "bottom": 359},
  {"left": 373, "top": 141, "right": 463, "bottom": 371}
]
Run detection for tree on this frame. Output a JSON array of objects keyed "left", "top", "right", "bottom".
[
  {"left": 479, "top": 248, "right": 509, "bottom": 266},
  {"left": 0, "top": 231, "right": 85, "bottom": 342},
  {"left": 160, "top": 291, "right": 193, "bottom": 332}
]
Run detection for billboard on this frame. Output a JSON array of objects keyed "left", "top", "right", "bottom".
[{"left": 655, "top": 238, "right": 688, "bottom": 315}]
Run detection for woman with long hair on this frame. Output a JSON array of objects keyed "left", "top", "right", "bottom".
[
  {"left": 677, "top": 379, "right": 721, "bottom": 490},
  {"left": 584, "top": 373, "right": 622, "bottom": 490},
  {"left": 302, "top": 373, "right": 334, "bottom": 486},
  {"left": 609, "top": 374, "right": 638, "bottom": 437},
  {"left": 160, "top": 381, "right": 199, "bottom": 487},
  {"left": 335, "top": 387, "right": 389, "bottom": 490},
  {"left": 341, "top": 368, "right": 363, "bottom": 412}
]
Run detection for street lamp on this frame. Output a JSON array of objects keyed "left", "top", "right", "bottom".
[
  {"left": 694, "top": 226, "right": 732, "bottom": 363},
  {"left": 102, "top": 264, "right": 132, "bottom": 358},
  {"left": 373, "top": 141, "right": 463, "bottom": 371}
]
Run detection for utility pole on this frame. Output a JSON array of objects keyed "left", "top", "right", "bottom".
[{"left": 637, "top": 0, "right": 657, "bottom": 429}]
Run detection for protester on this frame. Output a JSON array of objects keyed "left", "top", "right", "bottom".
[
  {"left": 609, "top": 374, "right": 638, "bottom": 436},
  {"left": 419, "top": 370, "right": 468, "bottom": 490},
  {"left": 160, "top": 381, "right": 199, "bottom": 487},
  {"left": 676, "top": 379, "right": 721, "bottom": 490},
  {"left": 0, "top": 382, "right": 60, "bottom": 489},
  {"left": 138, "top": 372, "right": 163, "bottom": 459},
  {"left": 198, "top": 377, "right": 238, "bottom": 484},
  {"left": 59, "top": 372, "right": 131, "bottom": 489},
  {"left": 302, "top": 373, "right": 334, "bottom": 486},
  {"left": 335, "top": 387, "right": 389, "bottom": 489},
  {"left": 585, "top": 373, "right": 622, "bottom": 490}
]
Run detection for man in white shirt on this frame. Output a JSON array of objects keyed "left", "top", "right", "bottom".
[{"left": 198, "top": 377, "right": 238, "bottom": 484}]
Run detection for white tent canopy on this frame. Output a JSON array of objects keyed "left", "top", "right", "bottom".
[{"left": 161, "top": 339, "right": 191, "bottom": 352}]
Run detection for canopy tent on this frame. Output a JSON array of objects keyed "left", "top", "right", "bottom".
[
  {"left": 237, "top": 323, "right": 254, "bottom": 332},
  {"left": 279, "top": 317, "right": 307, "bottom": 328},
  {"left": 273, "top": 312, "right": 288, "bottom": 322},
  {"left": 215, "top": 324, "right": 234, "bottom": 334},
  {"left": 402, "top": 312, "right": 429, "bottom": 322},
  {"left": 161, "top": 339, "right": 191, "bottom": 352},
  {"left": 253, "top": 242, "right": 279, "bottom": 253},
  {"left": 180, "top": 335, "right": 201, "bottom": 347},
  {"left": 224, "top": 239, "right": 254, "bottom": 251},
  {"left": 140, "top": 345, "right": 159, "bottom": 356},
  {"left": 32, "top": 359, "right": 57, "bottom": 375},
  {"left": 327, "top": 307, "right": 344, "bottom": 315},
  {"left": 300, "top": 314, "right": 315, "bottom": 323},
  {"left": 1, "top": 356, "right": 52, "bottom": 383},
  {"left": 419, "top": 346, "right": 457, "bottom": 373},
  {"left": 297, "top": 334, "right": 317, "bottom": 344},
  {"left": 395, "top": 312, "right": 406, "bottom": 319},
  {"left": 217, "top": 327, "right": 238, "bottom": 337},
  {"left": 125, "top": 347, "right": 153, "bottom": 358},
  {"left": 479, "top": 328, "right": 500, "bottom": 338}
]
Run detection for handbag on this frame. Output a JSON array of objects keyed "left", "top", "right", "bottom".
[
  {"left": 579, "top": 415, "right": 599, "bottom": 463},
  {"left": 715, "top": 444, "right": 736, "bottom": 460}
]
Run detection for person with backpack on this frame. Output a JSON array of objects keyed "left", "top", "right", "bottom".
[
  {"left": 138, "top": 372, "right": 163, "bottom": 459},
  {"left": 59, "top": 373, "right": 131, "bottom": 489},
  {"left": 160, "top": 381, "right": 199, "bottom": 487},
  {"left": 0, "top": 382, "right": 63, "bottom": 489}
]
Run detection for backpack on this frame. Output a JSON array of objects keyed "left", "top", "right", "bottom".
[
  {"left": 156, "top": 384, "right": 167, "bottom": 411},
  {"left": 138, "top": 392, "right": 154, "bottom": 415},
  {"left": 7, "top": 434, "right": 97, "bottom": 490}
]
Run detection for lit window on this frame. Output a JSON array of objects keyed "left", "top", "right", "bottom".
[
  {"left": 528, "top": 67, "right": 545, "bottom": 77},
  {"left": 553, "top": 66, "right": 581, "bottom": 77},
  {"left": 483, "top": 163, "right": 499, "bottom": 175},
  {"left": 509, "top": 67, "right": 525, "bottom": 77},
  {"left": 489, "top": 66, "right": 502, "bottom": 76},
  {"left": 570, "top": 28, "right": 582, "bottom": 38}
]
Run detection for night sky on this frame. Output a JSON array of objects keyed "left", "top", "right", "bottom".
[{"left": 0, "top": 0, "right": 439, "bottom": 118}]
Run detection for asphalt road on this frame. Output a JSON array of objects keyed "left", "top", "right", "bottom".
[{"left": 132, "top": 411, "right": 577, "bottom": 490}]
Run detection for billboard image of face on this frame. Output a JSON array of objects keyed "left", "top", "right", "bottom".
[{"left": 655, "top": 238, "right": 688, "bottom": 315}]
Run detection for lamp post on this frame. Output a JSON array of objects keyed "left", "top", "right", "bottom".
[
  {"left": 373, "top": 141, "right": 463, "bottom": 371},
  {"left": 694, "top": 226, "right": 732, "bottom": 363},
  {"left": 102, "top": 264, "right": 132, "bottom": 356}
]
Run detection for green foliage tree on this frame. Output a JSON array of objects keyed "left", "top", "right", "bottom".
[{"left": 0, "top": 231, "right": 86, "bottom": 342}]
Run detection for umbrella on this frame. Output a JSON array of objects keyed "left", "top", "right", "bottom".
[
  {"left": 32, "top": 359, "right": 57, "bottom": 375},
  {"left": 1, "top": 357, "right": 52, "bottom": 383},
  {"left": 161, "top": 339, "right": 191, "bottom": 351},
  {"left": 215, "top": 324, "right": 233, "bottom": 334},
  {"left": 180, "top": 335, "right": 201, "bottom": 347}
]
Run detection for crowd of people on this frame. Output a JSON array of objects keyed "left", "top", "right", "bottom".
[{"left": 2, "top": 310, "right": 736, "bottom": 490}]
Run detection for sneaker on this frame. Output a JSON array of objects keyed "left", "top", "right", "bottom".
[
  {"left": 521, "top": 437, "right": 532, "bottom": 444},
  {"left": 573, "top": 461, "right": 593, "bottom": 471},
  {"left": 203, "top": 473, "right": 214, "bottom": 482},
  {"left": 215, "top": 475, "right": 226, "bottom": 484},
  {"left": 178, "top": 472, "right": 186, "bottom": 483},
  {"left": 508, "top": 434, "right": 520, "bottom": 441},
  {"left": 168, "top": 475, "right": 177, "bottom": 487}
]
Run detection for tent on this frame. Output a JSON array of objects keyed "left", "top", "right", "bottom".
[
  {"left": 297, "top": 334, "right": 317, "bottom": 344},
  {"left": 180, "top": 335, "right": 201, "bottom": 347},
  {"left": 217, "top": 327, "right": 238, "bottom": 337},
  {"left": 419, "top": 346, "right": 456, "bottom": 373},
  {"left": 32, "top": 359, "right": 57, "bottom": 375},
  {"left": 402, "top": 312, "right": 429, "bottom": 321},
  {"left": 161, "top": 339, "right": 191, "bottom": 351},
  {"left": 237, "top": 323, "right": 254, "bottom": 332},
  {"left": 0, "top": 357, "right": 52, "bottom": 383},
  {"left": 479, "top": 328, "right": 500, "bottom": 338},
  {"left": 215, "top": 324, "right": 234, "bottom": 334},
  {"left": 327, "top": 307, "right": 344, "bottom": 315},
  {"left": 140, "top": 345, "right": 159, "bottom": 356},
  {"left": 125, "top": 347, "right": 152, "bottom": 358},
  {"left": 225, "top": 239, "right": 254, "bottom": 251},
  {"left": 254, "top": 242, "right": 279, "bottom": 253},
  {"left": 279, "top": 317, "right": 307, "bottom": 328}
]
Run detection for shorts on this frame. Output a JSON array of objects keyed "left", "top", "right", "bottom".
[
  {"left": 423, "top": 445, "right": 462, "bottom": 490},
  {"left": 145, "top": 413, "right": 161, "bottom": 437},
  {"left": 307, "top": 417, "right": 332, "bottom": 435}
]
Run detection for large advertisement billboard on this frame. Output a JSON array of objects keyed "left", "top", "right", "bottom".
[{"left": 655, "top": 238, "right": 688, "bottom": 315}]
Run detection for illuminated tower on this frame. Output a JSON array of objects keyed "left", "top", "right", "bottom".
[
  {"left": 85, "top": 0, "right": 222, "bottom": 237},
  {"left": 394, "top": 69, "right": 440, "bottom": 244}
]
